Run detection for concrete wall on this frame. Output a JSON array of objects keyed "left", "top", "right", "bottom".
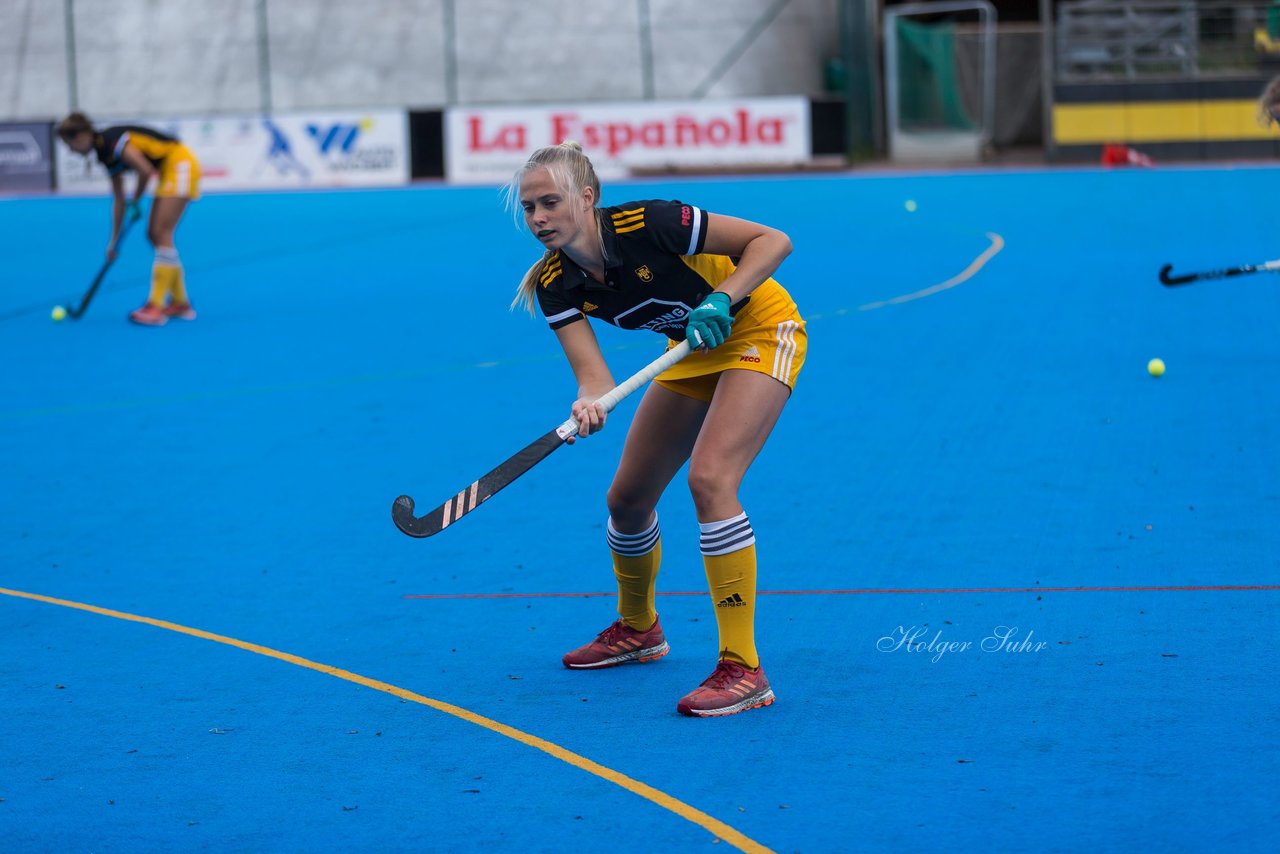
[{"left": 1, "top": 0, "right": 840, "bottom": 121}]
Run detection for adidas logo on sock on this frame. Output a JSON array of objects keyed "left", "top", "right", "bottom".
[{"left": 716, "top": 592, "right": 746, "bottom": 608}]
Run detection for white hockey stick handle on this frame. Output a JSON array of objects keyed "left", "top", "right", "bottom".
[{"left": 556, "top": 340, "right": 693, "bottom": 440}]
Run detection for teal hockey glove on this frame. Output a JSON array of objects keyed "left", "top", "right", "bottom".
[{"left": 684, "top": 292, "right": 733, "bottom": 350}]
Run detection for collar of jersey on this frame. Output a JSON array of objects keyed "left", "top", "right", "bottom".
[{"left": 555, "top": 224, "right": 624, "bottom": 289}]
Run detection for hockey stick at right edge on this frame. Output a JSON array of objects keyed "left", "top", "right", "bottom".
[
  {"left": 1158, "top": 258, "right": 1280, "bottom": 287},
  {"left": 392, "top": 339, "right": 693, "bottom": 539}
]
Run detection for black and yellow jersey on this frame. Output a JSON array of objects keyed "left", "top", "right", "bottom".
[
  {"left": 93, "top": 125, "right": 183, "bottom": 177},
  {"left": 536, "top": 199, "right": 785, "bottom": 343}
]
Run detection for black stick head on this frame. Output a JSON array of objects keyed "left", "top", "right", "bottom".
[
  {"left": 1158, "top": 264, "right": 1195, "bottom": 287},
  {"left": 393, "top": 494, "right": 454, "bottom": 538},
  {"left": 391, "top": 495, "right": 425, "bottom": 536}
]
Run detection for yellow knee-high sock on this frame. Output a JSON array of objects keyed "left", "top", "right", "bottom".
[
  {"left": 150, "top": 246, "right": 181, "bottom": 307},
  {"left": 170, "top": 262, "right": 189, "bottom": 305},
  {"left": 700, "top": 512, "right": 759, "bottom": 669},
  {"left": 608, "top": 515, "right": 661, "bottom": 631},
  {"left": 147, "top": 265, "right": 174, "bottom": 307}
]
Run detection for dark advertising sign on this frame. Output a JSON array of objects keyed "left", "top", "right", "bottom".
[{"left": 0, "top": 121, "right": 55, "bottom": 192}]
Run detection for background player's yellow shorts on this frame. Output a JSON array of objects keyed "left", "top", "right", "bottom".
[
  {"left": 156, "top": 144, "right": 201, "bottom": 200},
  {"left": 655, "top": 279, "right": 807, "bottom": 402}
]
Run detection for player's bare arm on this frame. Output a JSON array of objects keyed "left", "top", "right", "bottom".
[
  {"left": 555, "top": 319, "right": 615, "bottom": 440},
  {"left": 120, "top": 143, "right": 155, "bottom": 200},
  {"left": 699, "top": 214, "right": 792, "bottom": 302}
]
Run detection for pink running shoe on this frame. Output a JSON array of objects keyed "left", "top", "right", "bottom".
[
  {"left": 562, "top": 617, "right": 669, "bottom": 669},
  {"left": 677, "top": 659, "right": 775, "bottom": 717},
  {"left": 164, "top": 301, "right": 197, "bottom": 320},
  {"left": 128, "top": 304, "right": 167, "bottom": 326}
]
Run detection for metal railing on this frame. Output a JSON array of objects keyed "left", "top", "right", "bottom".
[{"left": 1056, "top": 0, "right": 1280, "bottom": 79}]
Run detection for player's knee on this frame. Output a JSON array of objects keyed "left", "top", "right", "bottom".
[
  {"left": 686, "top": 466, "right": 734, "bottom": 513},
  {"left": 605, "top": 486, "right": 651, "bottom": 529}
]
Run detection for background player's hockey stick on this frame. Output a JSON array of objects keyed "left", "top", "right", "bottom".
[
  {"left": 393, "top": 340, "right": 693, "bottom": 538},
  {"left": 65, "top": 215, "right": 140, "bottom": 319},
  {"left": 1158, "top": 258, "right": 1280, "bottom": 287}
]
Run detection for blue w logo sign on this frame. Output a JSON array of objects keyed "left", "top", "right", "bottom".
[{"left": 306, "top": 124, "right": 361, "bottom": 155}]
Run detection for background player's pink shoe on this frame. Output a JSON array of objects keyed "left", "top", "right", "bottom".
[{"left": 128, "top": 304, "right": 168, "bottom": 326}]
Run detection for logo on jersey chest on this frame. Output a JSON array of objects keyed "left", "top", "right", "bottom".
[
  {"left": 614, "top": 298, "right": 694, "bottom": 334},
  {"left": 635, "top": 265, "right": 653, "bottom": 282}
]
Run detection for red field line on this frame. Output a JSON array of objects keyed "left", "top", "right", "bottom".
[{"left": 404, "top": 584, "right": 1280, "bottom": 599}]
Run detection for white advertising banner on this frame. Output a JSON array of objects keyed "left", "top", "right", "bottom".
[
  {"left": 54, "top": 110, "right": 409, "bottom": 194},
  {"left": 445, "top": 97, "right": 811, "bottom": 185}
]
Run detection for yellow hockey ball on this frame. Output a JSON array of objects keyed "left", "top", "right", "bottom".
[
  {"left": 904, "top": 199, "right": 918, "bottom": 212},
  {"left": 51, "top": 305, "right": 67, "bottom": 322},
  {"left": 1147, "top": 358, "right": 1165, "bottom": 377}
]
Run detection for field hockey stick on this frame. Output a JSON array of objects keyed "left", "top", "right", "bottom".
[
  {"left": 392, "top": 340, "right": 693, "bottom": 538},
  {"left": 1158, "top": 258, "right": 1280, "bottom": 287},
  {"left": 65, "top": 215, "right": 140, "bottom": 320}
]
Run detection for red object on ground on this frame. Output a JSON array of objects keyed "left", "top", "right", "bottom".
[{"left": 1101, "top": 142, "right": 1155, "bottom": 167}]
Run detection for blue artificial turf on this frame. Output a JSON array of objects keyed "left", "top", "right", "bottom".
[{"left": 2, "top": 164, "right": 1278, "bottom": 852}]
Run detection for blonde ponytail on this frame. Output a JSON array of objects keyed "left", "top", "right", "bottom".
[{"left": 511, "top": 253, "right": 552, "bottom": 315}]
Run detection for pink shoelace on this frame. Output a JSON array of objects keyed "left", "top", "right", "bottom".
[
  {"left": 595, "top": 620, "right": 631, "bottom": 644},
  {"left": 701, "top": 659, "right": 750, "bottom": 688}
]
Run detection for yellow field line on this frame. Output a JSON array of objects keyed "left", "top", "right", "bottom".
[
  {"left": 858, "top": 232, "right": 1005, "bottom": 311},
  {"left": 1, "top": 585, "right": 773, "bottom": 854}
]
